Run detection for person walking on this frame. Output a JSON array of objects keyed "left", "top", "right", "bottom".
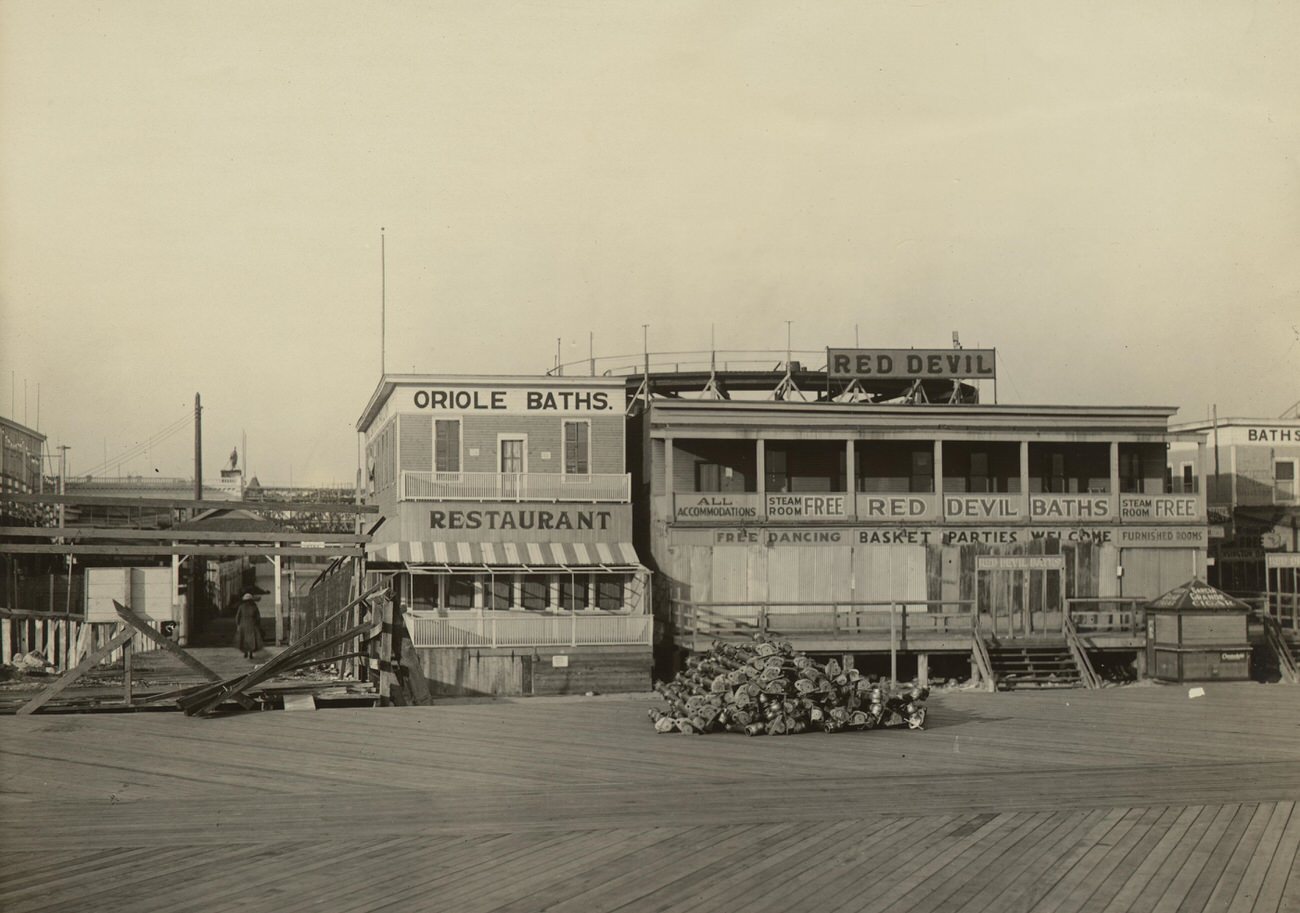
[{"left": 234, "top": 591, "right": 265, "bottom": 660}]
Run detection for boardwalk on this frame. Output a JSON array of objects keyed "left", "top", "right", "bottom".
[{"left": 1, "top": 683, "right": 1298, "bottom": 912}]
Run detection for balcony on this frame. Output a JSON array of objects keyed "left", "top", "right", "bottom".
[{"left": 401, "top": 471, "right": 631, "bottom": 503}]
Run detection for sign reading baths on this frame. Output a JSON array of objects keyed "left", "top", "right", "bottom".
[
  {"left": 828, "top": 348, "right": 996, "bottom": 380},
  {"left": 410, "top": 386, "right": 616, "bottom": 414}
]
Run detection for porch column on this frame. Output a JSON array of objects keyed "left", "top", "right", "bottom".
[
  {"left": 934, "top": 439, "right": 944, "bottom": 518},
  {"left": 1019, "top": 440, "right": 1030, "bottom": 516},
  {"left": 845, "top": 439, "right": 856, "bottom": 519},
  {"left": 171, "top": 554, "right": 184, "bottom": 646},
  {"left": 756, "top": 438, "right": 766, "bottom": 519},
  {"left": 272, "top": 554, "right": 283, "bottom": 644},
  {"left": 663, "top": 436, "right": 674, "bottom": 518},
  {"left": 1197, "top": 439, "right": 1208, "bottom": 521},
  {"left": 1109, "top": 441, "right": 1120, "bottom": 518},
  {"left": 917, "top": 653, "right": 929, "bottom": 688}
]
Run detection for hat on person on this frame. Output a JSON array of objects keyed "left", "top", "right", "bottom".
[{"left": 242, "top": 591, "right": 259, "bottom": 600}]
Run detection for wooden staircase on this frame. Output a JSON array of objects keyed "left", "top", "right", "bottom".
[
  {"left": 987, "top": 640, "right": 1082, "bottom": 690},
  {"left": 1262, "top": 617, "right": 1299, "bottom": 684}
]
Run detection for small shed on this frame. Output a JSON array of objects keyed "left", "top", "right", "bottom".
[{"left": 1145, "top": 579, "right": 1252, "bottom": 683}]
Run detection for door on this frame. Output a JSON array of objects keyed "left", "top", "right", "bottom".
[
  {"left": 975, "top": 556, "right": 1066, "bottom": 639},
  {"left": 499, "top": 437, "right": 525, "bottom": 498}
]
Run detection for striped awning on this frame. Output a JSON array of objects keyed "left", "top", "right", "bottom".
[{"left": 366, "top": 540, "right": 643, "bottom": 569}]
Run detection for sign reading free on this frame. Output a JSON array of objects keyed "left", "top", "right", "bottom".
[
  {"left": 828, "top": 348, "right": 996, "bottom": 380},
  {"left": 1119, "top": 495, "right": 1200, "bottom": 520},
  {"left": 766, "top": 494, "right": 848, "bottom": 519}
]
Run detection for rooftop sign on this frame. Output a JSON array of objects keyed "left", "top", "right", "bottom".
[{"left": 827, "top": 348, "right": 996, "bottom": 380}]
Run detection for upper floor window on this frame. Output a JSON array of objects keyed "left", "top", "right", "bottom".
[
  {"left": 564, "top": 421, "right": 590, "bottom": 475},
  {"left": 1277, "top": 459, "right": 1298, "bottom": 503},
  {"left": 434, "top": 419, "right": 461, "bottom": 473}
]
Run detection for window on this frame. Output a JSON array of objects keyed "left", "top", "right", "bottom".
[
  {"left": 520, "top": 574, "right": 549, "bottom": 611},
  {"left": 563, "top": 421, "right": 589, "bottom": 475},
  {"left": 411, "top": 575, "right": 439, "bottom": 612},
  {"left": 1277, "top": 460, "right": 1298, "bottom": 502},
  {"left": 489, "top": 576, "right": 513, "bottom": 611},
  {"left": 1180, "top": 462, "right": 1195, "bottom": 494},
  {"left": 596, "top": 577, "right": 624, "bottom": 612},
  {"left": 696, "top": 462, "right": 722, "bottom": 492},
  {"left": 910, "top": 450, "right": 933, "bottom": 494},
  {"left": 1120, "top": 451, "right": 1142, "bottom": 493},
  {"left": 434, "top": 420, "right": 461, "bottom": 474},
  {"left": 969, "top": 452, "right": 990, "bottom": 493},
  {"left": 446, "top": 576, "right": 475, "bottom": 609},
  {"left": 560, "top": 574, "right": 591, "bottom": 612}
]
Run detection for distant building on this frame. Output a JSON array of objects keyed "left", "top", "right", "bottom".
[
  {"left": 1, "top": 415, "right": 48, "bottom": 526},
  {"left": 1169, "top": 416, "right": 1300, "bottom": 597}
]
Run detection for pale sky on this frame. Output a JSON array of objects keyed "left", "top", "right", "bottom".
[{"left": 2, "top": 1, "right": 1297, "bottom": 486}]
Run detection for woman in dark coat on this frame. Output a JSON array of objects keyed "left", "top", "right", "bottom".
[{"left": 234, "top": 592, "right": 265, "bottom": 659}]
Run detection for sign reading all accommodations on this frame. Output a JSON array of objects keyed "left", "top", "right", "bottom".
[
  {"left": 408, "top": 385, "right": 617, "bottom": 414},
  {"left": 827, "top": 348, "right": 996, "bottom": 380},
  {"left": 674, "top": 494, "right": 760, "bottom": 522}
]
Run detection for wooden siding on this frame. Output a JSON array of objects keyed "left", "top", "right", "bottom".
[
  {"left": 456, "top": 414, "right": 624, "bottom": 475},
  {"left": 398, "top": 414, "right": 433, "bottom": 473}
]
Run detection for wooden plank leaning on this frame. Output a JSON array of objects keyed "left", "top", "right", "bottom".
[
  {"left": 177, "top": 619, "right": 374, "bottom": 717},
  {"left": 112, "top": 602, "right": 257, "bottom": 710},
  {"left": 16, "top": 626, "right": 135, "bottom": 716}
]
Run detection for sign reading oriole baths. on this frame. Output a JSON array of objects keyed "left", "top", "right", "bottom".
[
  {"left": 827, "top": 348, "right": 996, "bottom": 380},
  {"left": 408, "top": 386, "right": 617, "bottom": 414}
]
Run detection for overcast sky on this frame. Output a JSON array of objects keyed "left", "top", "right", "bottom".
[{"left": 2, "top": 1, "right": 1297, "bottom": 486}]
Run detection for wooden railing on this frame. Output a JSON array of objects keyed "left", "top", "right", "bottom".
[
  {"left": 1262, "top": 616, "right": 1298, "bottom": 684},
  {"left": 671, "top": 600, "right": 977, "bottom": 642},
  {"left": 400, "top": 471, "right": 631, "bottom": 503},
  {"left": 405, "top": 611, "right": 652, "bottom": 648},
  {"left": 970, "top": 629, "right": 996, "bottom": 692},
  {"left": 1064, "top": 598, "right": 1146, "bottom": 637},
  {"left": 1063, "top": 614, "right": 1102, "bottom": 689},
  {"left": 1, "top": 608, "right": 122, "bottom": 674}
]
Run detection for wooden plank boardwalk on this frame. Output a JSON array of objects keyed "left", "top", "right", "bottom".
[{"left": 1, "top": 682, "right": 1298, "bottom": 912}]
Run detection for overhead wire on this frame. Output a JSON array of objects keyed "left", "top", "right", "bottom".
[{"left": 79, "top": 410, "right": 193, "bottom": 477}]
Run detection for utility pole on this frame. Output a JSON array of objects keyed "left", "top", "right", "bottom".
[
  {"left": 57, "top": 446, "right": 70, "bottom": 529},
  {"left": 193, "top": 393, "right": 203, "bottom": 501}
]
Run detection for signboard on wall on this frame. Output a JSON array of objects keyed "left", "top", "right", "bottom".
[
  {"left": 674, "top": 494, "right": 761, "bottom": 522},
  {"left": 975, "top": 555, "right": 1066, "bottom": 571},
  {"left": 675, "top": 525, "right": 1209, "bottom": 549},
  {"left": 1266, "top": 553, "right": 1300, "bottom": 568},
  {"left": 944, "top": 495, "right": 1021, "bottom": 520},
  {"left": 1029, "top": 495, "right": 1110, "bottom": 520},
  {"left": 1115, "top": 527, "right": 1207, "bottom": 548},
  {"left": 827, "top": 348, "right": 996, "bottom": 380},
  {"left": 765, "top": 493, "right": 849, "bottom": 520},
  {"left": 405, "top": 385, "right": 618, "bottom": 414},
  {"left": 398, "top": 502, "right": 633, "bottom": 543},
  {"left": 1119, "top": 495, "right": 1199, "bottom": 521}
]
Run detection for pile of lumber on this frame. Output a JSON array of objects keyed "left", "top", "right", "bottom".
[{"left": 649, "top": 637, "right": 921, "bottom": 736}]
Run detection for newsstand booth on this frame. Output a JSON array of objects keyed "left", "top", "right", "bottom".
[{"left": 1145, "top": 579, "right": 1251, "bottom": 683}]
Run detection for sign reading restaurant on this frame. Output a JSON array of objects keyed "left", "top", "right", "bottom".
[{"left": 827, "top": 348, "right": 996, "bottom": 380}]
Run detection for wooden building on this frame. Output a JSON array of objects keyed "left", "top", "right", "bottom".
[
  {"left": 631, "top": 352, "right": 1210, "bottom": 687},
  {"left": 1169, "top": 416, "right": 1300, "bottom": 595},
  {"left": 357, "top": 374, "right": 652, "bottom": 697}
]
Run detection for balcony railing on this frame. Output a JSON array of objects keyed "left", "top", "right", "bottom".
[
  {"left": 405, "top": 611, "right": 652, "bottom": 648},
  {"left": 401, "top": 471, "right": 630, "bottom": 502}
]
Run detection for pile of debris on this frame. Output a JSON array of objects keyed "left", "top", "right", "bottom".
[{"left": 649, "top": 637, "right": 929, "bottom": 736}]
